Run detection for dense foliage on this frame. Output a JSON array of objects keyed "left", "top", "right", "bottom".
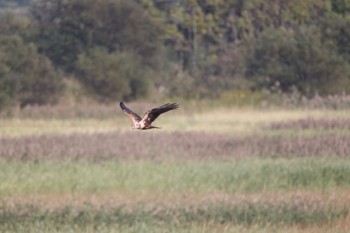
[
  {"left": 1, "top": 0, "right": 350, "bottom": 109},
  {"left": 0, "top": 35, "right": 62, "bottom": 110}
]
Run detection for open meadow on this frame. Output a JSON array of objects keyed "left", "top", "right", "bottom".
[{"left": 1, "top": 104, "right": 350, "bottom": 232}]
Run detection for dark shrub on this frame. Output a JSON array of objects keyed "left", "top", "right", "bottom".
[
  {"left": 0, "top": 35, "right": 63, "bottom": 109},
  {"left": 246, "top": 26, "right": 350, "bottom": 97},
  {"left": 76, "top": 48, "right": 152, "bottom": 102}
]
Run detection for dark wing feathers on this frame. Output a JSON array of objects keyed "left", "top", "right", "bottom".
[
  {"left": 140, "top": 103, "right": 178, "bottom": 125},
  {"left": 119, "top": 102, "right": 142, "bottom": 123}
]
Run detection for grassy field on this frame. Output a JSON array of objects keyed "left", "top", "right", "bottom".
[
  {"left": 2, "top": 107, "right": 350, "bottom": 136},
  {"left": 1, "top": 105, "right": 350, "bottom": 232}
]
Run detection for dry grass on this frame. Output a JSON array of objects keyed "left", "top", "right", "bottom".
[
  {"left": 267, "top": 118, "right": 350, "bottom": 130},
  {"left": 1, "top": 102, "right": 156, "bottom": 119},
  {"left": 1, "top": 131, "right": 350, "bottom": 160},
  {"left": 2, "top": 191, "right": 350, "bottom": 212},
  {"left": 0, "top": 131, "right": 232, "bottom": 161},
  {"left": 2, "top": 107, "right": 350, "bottom": 137},
  {"left": 0, "top": 191, "right": 348, "bottom": 228},
  {"left": 0, "top": 118, "right": 120, "bottom": 137}
]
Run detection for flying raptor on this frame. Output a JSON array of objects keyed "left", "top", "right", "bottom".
[{"left": 120, "top": 102, "right": 179, "bottom": 130}]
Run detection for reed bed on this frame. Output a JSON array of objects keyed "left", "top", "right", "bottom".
[
  {"left": 5, "top": 94, "right": 350, "bottom": 120},
  {"left": 1, "top": 131, "right": 350, "bottom": 161},
  {"left": 267, "top": 118, "right": 350, "bottom": 130},
  {"left": 1, "top": 195, "right": 349, "bottom": 232},
  {"left": 3, "top": 108, "right": 350, "bottom": 137},
  {"left": 1, "top": 103, "right": 151, "bottom": 119},
  {"left": 0, "top": 191, "right": 348, "bottom": 230}
]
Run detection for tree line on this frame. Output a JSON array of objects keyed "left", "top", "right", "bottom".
[{"left": 1, "top": 0, "right": 350, "bottom": 110}]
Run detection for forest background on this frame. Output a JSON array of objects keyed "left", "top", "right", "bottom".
[{"left": 2, "top": 0, "right": 350, "bottom": 111}]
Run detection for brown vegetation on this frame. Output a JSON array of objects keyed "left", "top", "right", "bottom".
[
  {"left": 267, "top": 118, "right": 350, "bottom": 130},
  {"left": 3, "top": 191, "right": 350, "bottom": 212},
  {"left": 1, "top": 102, "right": 158, "bottom": 119},
  {"left": 1, "top": 191, "right": 348, "bottom": 227},
  {"left": 1, "top": 131, "right": 350, "bottom": 161}
]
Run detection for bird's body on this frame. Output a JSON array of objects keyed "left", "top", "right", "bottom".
[{"left": 119, "top": 102, "right": 179, "bottom": 130}]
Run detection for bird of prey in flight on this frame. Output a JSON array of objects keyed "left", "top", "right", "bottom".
[{"left": 120, "top": 102, "right": 179, "bottom": 130}]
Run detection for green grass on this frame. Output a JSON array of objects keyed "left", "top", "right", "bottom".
[
  {"left": 0, "top": 201, "right": 347, "bottom": 232},
  {"left": 0, "top": 158, "right": 350, "bottom": 196}
]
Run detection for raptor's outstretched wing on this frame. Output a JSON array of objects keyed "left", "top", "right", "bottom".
[
  {"left": 140, "top": 103, "right": 178, "bottom": 127},
  {"left": 119, "top": 102, "right": 142, "bottom": 124}
]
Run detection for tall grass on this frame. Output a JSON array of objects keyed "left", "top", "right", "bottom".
[
  {"left": 0, "top": 200, "right": 347, "bottom": 231},
  {"left": 0, "top": 118, "right": 121, "bottom": 137},
  {"left": 3, "top": 108, "right": 350, "bottom": 137},
  {"left": 1, "top": 131, "right": 350, "bottom": 160},
  {"left": 1, "top": 222, "right": 349, "bottom": 233},
  {"left": 0, "top": 158, "right": 350, "bottom": 196}
]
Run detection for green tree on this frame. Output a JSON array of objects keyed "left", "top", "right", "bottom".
[
  {"left": 0, "top": 36, "right": 63, "bottom": 109},
  {"left": 319, "top": 14, "right": 350, "bottom": 62},
  {"left": 30, "top": 0, "right": 162, "bottom": 71},
  {"left": 0, "top": 55, "right": 16, "bottom": 111},
  {"left": 246, "top": 27, "right": 350, "bottom": 97},
  {"left": 76, "top": 48, "right": 152, "bottom": 102},
  {"left": 332, "top": 0, "right": 350, "bottom": 15},
  {"left": 0, "top": 12, "right": 30, "bottom": 36},
  {"left": 135, "top": 0, "right": 337, "bottom": 99}
]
